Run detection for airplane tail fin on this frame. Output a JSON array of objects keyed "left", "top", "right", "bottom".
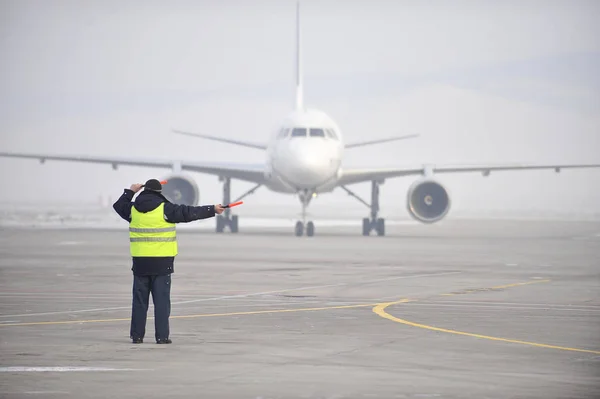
[{"left": 295, "top": 1, "right": 303, "bottom": 111}]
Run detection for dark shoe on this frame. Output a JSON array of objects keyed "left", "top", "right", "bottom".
[
  {"left": 156, "top": 338, "right": 172, "bottom": 344},
  {"left": 132, "top": 337, "right": 143, "bottom": 344}
]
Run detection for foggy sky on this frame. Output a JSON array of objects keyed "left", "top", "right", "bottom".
[{"left": 1, "top": 0, "right": 599, "bottom": 217}]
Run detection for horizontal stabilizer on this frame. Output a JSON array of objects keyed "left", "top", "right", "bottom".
[
  {"left": 172, "top": 129, "right": 267, "bottom": 150},
  {"left": 344, "top": 134, "right": 419, "bottom": 149}
]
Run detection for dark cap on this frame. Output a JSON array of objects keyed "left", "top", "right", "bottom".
[{"left": 143, "top": 179, "right": 162, "bottom": 192}]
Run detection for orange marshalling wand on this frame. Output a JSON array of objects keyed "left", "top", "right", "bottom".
[{"left": 223, "top": 201, "right": 243, "bottom": 208}]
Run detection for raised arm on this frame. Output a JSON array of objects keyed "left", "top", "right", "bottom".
[{"left": 112, "top": 188, "right": 137, "bottom": 222}]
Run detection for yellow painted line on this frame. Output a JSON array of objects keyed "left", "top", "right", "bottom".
[
  {"left": 0, "top": 303, "right": 378, "bottom": 328},
  {"left": 0, "top": 317, "right": 130, "bottom": 327},
  {"left": 3, "top": 277, "right": 595, "bottom": 357},
  {"left": 0, "top": 280, "right": 548, "bottom": 327},
  {"left": 373, "top": 279, "right": 600, "bottom": 355},
  {"left": 373, "top": 302, "right": 600, "bottom": 355}
]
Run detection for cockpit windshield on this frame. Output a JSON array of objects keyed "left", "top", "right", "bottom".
[
  {"left": 282, "top": 126, "right": 338, "bottom": 140},
  {"left": 291, "top": 127, "right": 307, "bottom": 137},
  {"left": 326, "top": 129, "right": 338, "bottom": 140}
]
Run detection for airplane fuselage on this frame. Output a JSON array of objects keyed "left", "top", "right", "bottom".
[{"left": 263, "top": 108, "right": 344, "bottom": 194}]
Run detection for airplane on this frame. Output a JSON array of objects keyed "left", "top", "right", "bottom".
[{"left": 1, "top": 2, "right": 600, "bottom": 237}]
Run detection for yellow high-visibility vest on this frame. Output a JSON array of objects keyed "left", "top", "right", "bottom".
[{"left": 129, "top": 203, "right": 178, "bottom": 257}]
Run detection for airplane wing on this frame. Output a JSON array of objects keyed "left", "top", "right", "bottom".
[
  {"left": 338, "top": 163, "right": 600, "bottom": 186},
  {"left": 0, "top": 151, "right": 266, "bottom": 183}
]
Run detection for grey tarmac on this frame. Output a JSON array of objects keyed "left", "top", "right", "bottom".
[{"left": 0, "top": 219, "right": 599, "bottom": 399}]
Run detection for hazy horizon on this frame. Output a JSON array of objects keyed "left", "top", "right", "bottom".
[{"left": 1, "top": 0, "right": 599, "bottom": 221}]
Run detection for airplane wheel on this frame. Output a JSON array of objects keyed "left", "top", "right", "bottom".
[
  {"left": 376, "top": 218, "right": 385, "bottom": 236},
  {"left": 231, "top": 215, "right": 239, "bottom": 233},
  {"left": 295, "top": 221, "right": 304, "bottom": 237},
  {"left": 306, "top": 221, "right": 314, "bottom": 237},
  {"left": 362, "top": 218, "right": 370, "bottom": 236}
]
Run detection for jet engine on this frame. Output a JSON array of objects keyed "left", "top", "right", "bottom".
[
  {"left": 406, "top": 178, "right": 450, "bottom": 223},
  {"left": 161, "top": 174, "right": 200, "bottom": 206}
]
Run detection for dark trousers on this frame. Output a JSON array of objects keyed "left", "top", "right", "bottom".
[{"left": 130, "top": 273, "right": 171, "bottom": 341}]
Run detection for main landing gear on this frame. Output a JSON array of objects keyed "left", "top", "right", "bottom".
[
  {"left": 340, "top": 180, "right": 385, "bottom": 236},
  {"left": 294, "top": 189, "right": 315, "bottom": 237},
  {"left": 215, "top": 177, "right": 261, "bottom": 233}
]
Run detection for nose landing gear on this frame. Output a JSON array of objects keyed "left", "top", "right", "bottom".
[{"left": 294, "top": 189, "right": 315, "bottom": 237}]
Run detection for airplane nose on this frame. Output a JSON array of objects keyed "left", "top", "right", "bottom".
[
  {"left": 297, "top": 148, "right": 324, "bottom": 170},
  {"left": 288, "top": 144, "right": 332, "bottom": 185}
]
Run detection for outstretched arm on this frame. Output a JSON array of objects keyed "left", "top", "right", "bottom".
[{"left": 163, "top": 202, "right": 222, "bottom": 223}]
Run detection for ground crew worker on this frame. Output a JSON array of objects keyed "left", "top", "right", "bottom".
[{"left": 112, "top": 178, "right": 224, "bottom": 344}]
